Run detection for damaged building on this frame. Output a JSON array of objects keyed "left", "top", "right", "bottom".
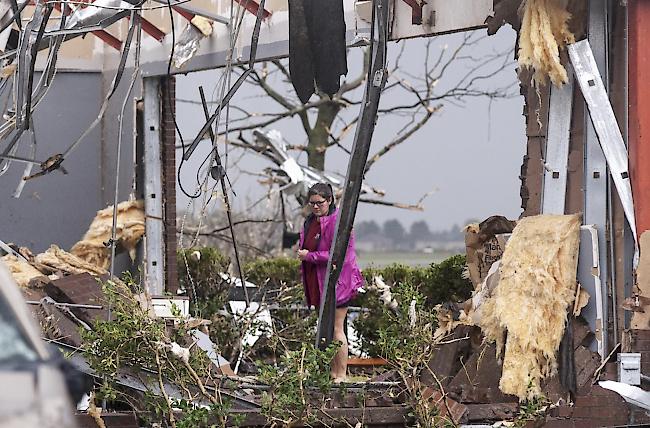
[{"left": 2, "top": 0, "right": 650, "bottom": 426}]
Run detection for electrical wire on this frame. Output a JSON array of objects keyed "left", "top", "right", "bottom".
[
  {"left": 176, "top": 4, "right": 247, "bottom": 198},
  {"left": 177, "top": 0, "right": 250, "bottom": 310},
  {"left": 109, "top": 11, "right": 141, "bottom": 282}
]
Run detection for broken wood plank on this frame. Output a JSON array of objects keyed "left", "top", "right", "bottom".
[
  {"left": 447, "top": 343, "right": 517, "bottom": 404},
  {"left": 44, "top": 273, "right": 109, "bottom": 324},
  {"left": 75, "top": 412, "right": 139, "bottom": 428},
  {"left": 348, "top": 357, "right": 388, "bottom": 367},
  {"left": 422, "top": 387, "right": 468, "bottom": 424},
  {"left": 422, "top": 325, "right": 474, "bottom": 387},
  {"left": 465, "top": 403, "right": 518, "bottom": 422},
  {"left": 226, "top": 406, "right": 411, "bottom": 426},
  {"left": 574, "top": 345, "right": 602, "bottom": 392}
]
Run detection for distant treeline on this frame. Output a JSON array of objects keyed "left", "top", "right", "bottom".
[{"left": 354, "top": 219, "right": 474, "bottom": 247}]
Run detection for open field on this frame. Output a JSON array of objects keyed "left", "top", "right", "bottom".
[{"left": 357, "top": 250, "right": 461, "bottom": 268}]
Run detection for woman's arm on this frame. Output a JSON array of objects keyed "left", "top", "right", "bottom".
[{"left": 304, "top": 250, "right": 330, "bottom": 264}]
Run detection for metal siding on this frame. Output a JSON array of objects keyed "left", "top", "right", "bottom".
[{"left": 0, "top": 72, "right": 103, "bottom": 252}]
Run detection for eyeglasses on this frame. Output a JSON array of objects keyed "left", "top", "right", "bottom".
[{"left": 308, "top": 199, "right": 328, "bottom": 207}]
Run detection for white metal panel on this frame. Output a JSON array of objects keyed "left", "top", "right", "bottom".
[
  {"left": 143, "top": 77, "right": 165, "bottom": 295},
  {"left": 569, "top": 40, "right": 638, "bottom": 264},
  {"left": 390, "top": 0, "right": 492, "bottom": 40},
  {"left": 541, "top": 72, "right": 574, "bottom": 214}
]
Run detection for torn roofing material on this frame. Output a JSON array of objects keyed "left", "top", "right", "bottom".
[{"left": 288, "top": 0, "right": 348, "bottom": 103}]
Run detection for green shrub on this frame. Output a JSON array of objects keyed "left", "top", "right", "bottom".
[
  {"left": 178, "top": 247, "right": 231, "bottom": 318},
  {"left": 258, "top": 343, "right": 339, "bottom": 425},
  {"left": 243, "top": 257, "right": 315, "bottom": 358},
  {"left": 353, "top": 255, "right": 472, "bottom": 356},
  {"left": 243, "top": 257, "right": 302, "bottom": 291},
  {"left": 178, "top": 248, "right": 244, "bottom": 361},
  {"left": 177, "top": 248, "right": 472, "bottom": 359}
]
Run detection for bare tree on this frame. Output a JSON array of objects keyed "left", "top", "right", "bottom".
[
  {"left": 182, "top": 31, "right": 516, "bottom": 179},
  {"left": 177, "top": 31, "right": 516, "bottom": 255}
]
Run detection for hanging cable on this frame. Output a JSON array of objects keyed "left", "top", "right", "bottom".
[
  {"left": 199, "top": 85, "right": 249, "bottom": 306},
  {"left": 177, "top": 0, "right": 247, "bottom": 310},
  {"left": 109, "top": 11, "right": 141, "bottom": 282}
]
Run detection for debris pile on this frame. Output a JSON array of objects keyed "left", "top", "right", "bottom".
[
  {"left": 433, "top": 215, "right": 590, "bottom": 405},
  {"left": 2, "top": 200, "right": 144, "bottom": 288},
  {"left": 2, "top": 245, "right": 107, "bottom": 287},
  {"left": 479, "top": 214, "right": 581, "bottom": 400},
  {"left": 2, "top": 253, "right": 47, "bottom": 288}
]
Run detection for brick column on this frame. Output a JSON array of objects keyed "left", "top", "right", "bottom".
[{"left": 160, "top": 77, "right": 179, "bottom": 294}]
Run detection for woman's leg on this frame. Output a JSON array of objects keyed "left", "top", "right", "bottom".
[{"left": 331, "top": 307, "right": 348, "bottom": 382}]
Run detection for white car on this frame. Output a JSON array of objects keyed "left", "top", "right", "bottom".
[{"left": 0, "top": 260, "right": 76, "bottom": 428}]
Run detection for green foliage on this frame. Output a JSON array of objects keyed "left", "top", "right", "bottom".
[
  {"left": 178, "top": 248, "right": 249, "bottom": 362},
  {"left": 361, "top": 254, "right": 471, "bottom": 305},
  {"left": 178, "top": 247, "right": 231, "bottom": 318},
  {"left": 354, "top": 255, "right": 472, "bottom": 356},
  {"left": 175, "top": 399, "right": 244, "bottom": 428},
  {"left": 175, "top": 249, "right": 471, "bottom": 360},
  {"left": 80, "top": 277, "right": 167, "bottom": 380},
  {"left": 243, "top": 257, "right": 302, "bottom": 292},
  {"left": 243, "top": 257, "right": 318, "bottom": 358},
  {"left": 81, "top": 276, "right": 234, "bottom": 427},
  {"left": 515, "top": 386, "right": 549, "bottom": 426},
  {"left": 258, "top": 343, "right": 339, "bottom": 425},
  {"left": 371, "top": 280, "right": 453, "bottom": 427},
  {"left": 178, "top": 250, "right": 313, "bottom": 363}
]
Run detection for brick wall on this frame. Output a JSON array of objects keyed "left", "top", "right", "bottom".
[
  {"left": 623, "top": 329, "right": 650, "bottom": 376},
  {"left": 518, "top": 69, "right": 549, "bottom": 218},
  {"left": 160, "top": 77, "right": 178, "bottom": 294},
  {"left": 546, "top": 385, "right": 632, "bottom": 427}
]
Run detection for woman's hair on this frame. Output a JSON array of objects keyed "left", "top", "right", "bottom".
[{"left": 307, "top": 182, "right": 334, "bottom": 203}]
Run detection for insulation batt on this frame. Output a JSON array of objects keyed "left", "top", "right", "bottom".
[
  {"left": 518, "top": 0, "right": 575, "bottom": 87},
  {"left": 479, "top": 214, "right": 581, "bottom": 400},
  {"left": 71, "top": 200, "right": 145, "bottom": 269},
  {"left": 1, "top": 255, "right": 46, "bottom": 287},
  {"left": 36, "top": 245, "right": 107, "bottom": 276}
]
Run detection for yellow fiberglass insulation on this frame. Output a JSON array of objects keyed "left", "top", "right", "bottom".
[
  {"left": 479, "top": 214, "right": 581, "bottom": 400},
  {"left": 36, "top": 245, "right": 107, "bottom": 276},
  {"left": 71, "top": 200, "right": 145, "bottom": 269},
  {"left": 518, "top": 0, "right": 575, "bottom": 87},
  {"left": 1, "top": 254, "right": 47, "bottom": 287}
]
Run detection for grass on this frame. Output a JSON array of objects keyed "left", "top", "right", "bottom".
[{"left": 357, "top": 250, "right": 461, "bottom": 268}]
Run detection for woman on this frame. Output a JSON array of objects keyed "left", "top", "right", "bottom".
[{"left": 297, "top": 183, "right": 364, "bottom": 382}]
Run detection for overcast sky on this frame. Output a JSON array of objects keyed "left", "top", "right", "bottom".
[{"left": 175, "top": 26, "right": 526, "bottom": 232}]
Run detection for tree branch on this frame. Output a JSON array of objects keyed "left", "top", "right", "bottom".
[{"left": 364, "top": 105, "right": 441, "bottom": 174}]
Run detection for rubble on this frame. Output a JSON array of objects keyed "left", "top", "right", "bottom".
[
  {"left": 632, "top": 231, "right": 650, "bottom": 329},
  {"left": 464, "top": 215, "right": 516, "bottom": 288},
  {"left": 480, "top": 214, "right": 581, "bottom": 400}
]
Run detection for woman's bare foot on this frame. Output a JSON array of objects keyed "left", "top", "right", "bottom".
[{"left": 332, "top": 377, "right": 347, "bottom": 384}]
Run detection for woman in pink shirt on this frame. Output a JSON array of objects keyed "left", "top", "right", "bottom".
[{"left": 297, "top": 183, "right": 364, "bottom": 382}]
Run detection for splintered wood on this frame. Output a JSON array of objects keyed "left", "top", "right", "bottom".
[
  {"left": 518, "top": 0, "right": 575, "bottom": 86},
  {"left": 71, "top": 200, "right": 145, "bottom": 269},
  {"left": 479, "top": 214, "right": 581, "bottom": 400}
]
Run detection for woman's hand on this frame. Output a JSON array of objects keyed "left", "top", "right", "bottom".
[{"left": 297, "top": 249, "right": 309, "bottom": 261}]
